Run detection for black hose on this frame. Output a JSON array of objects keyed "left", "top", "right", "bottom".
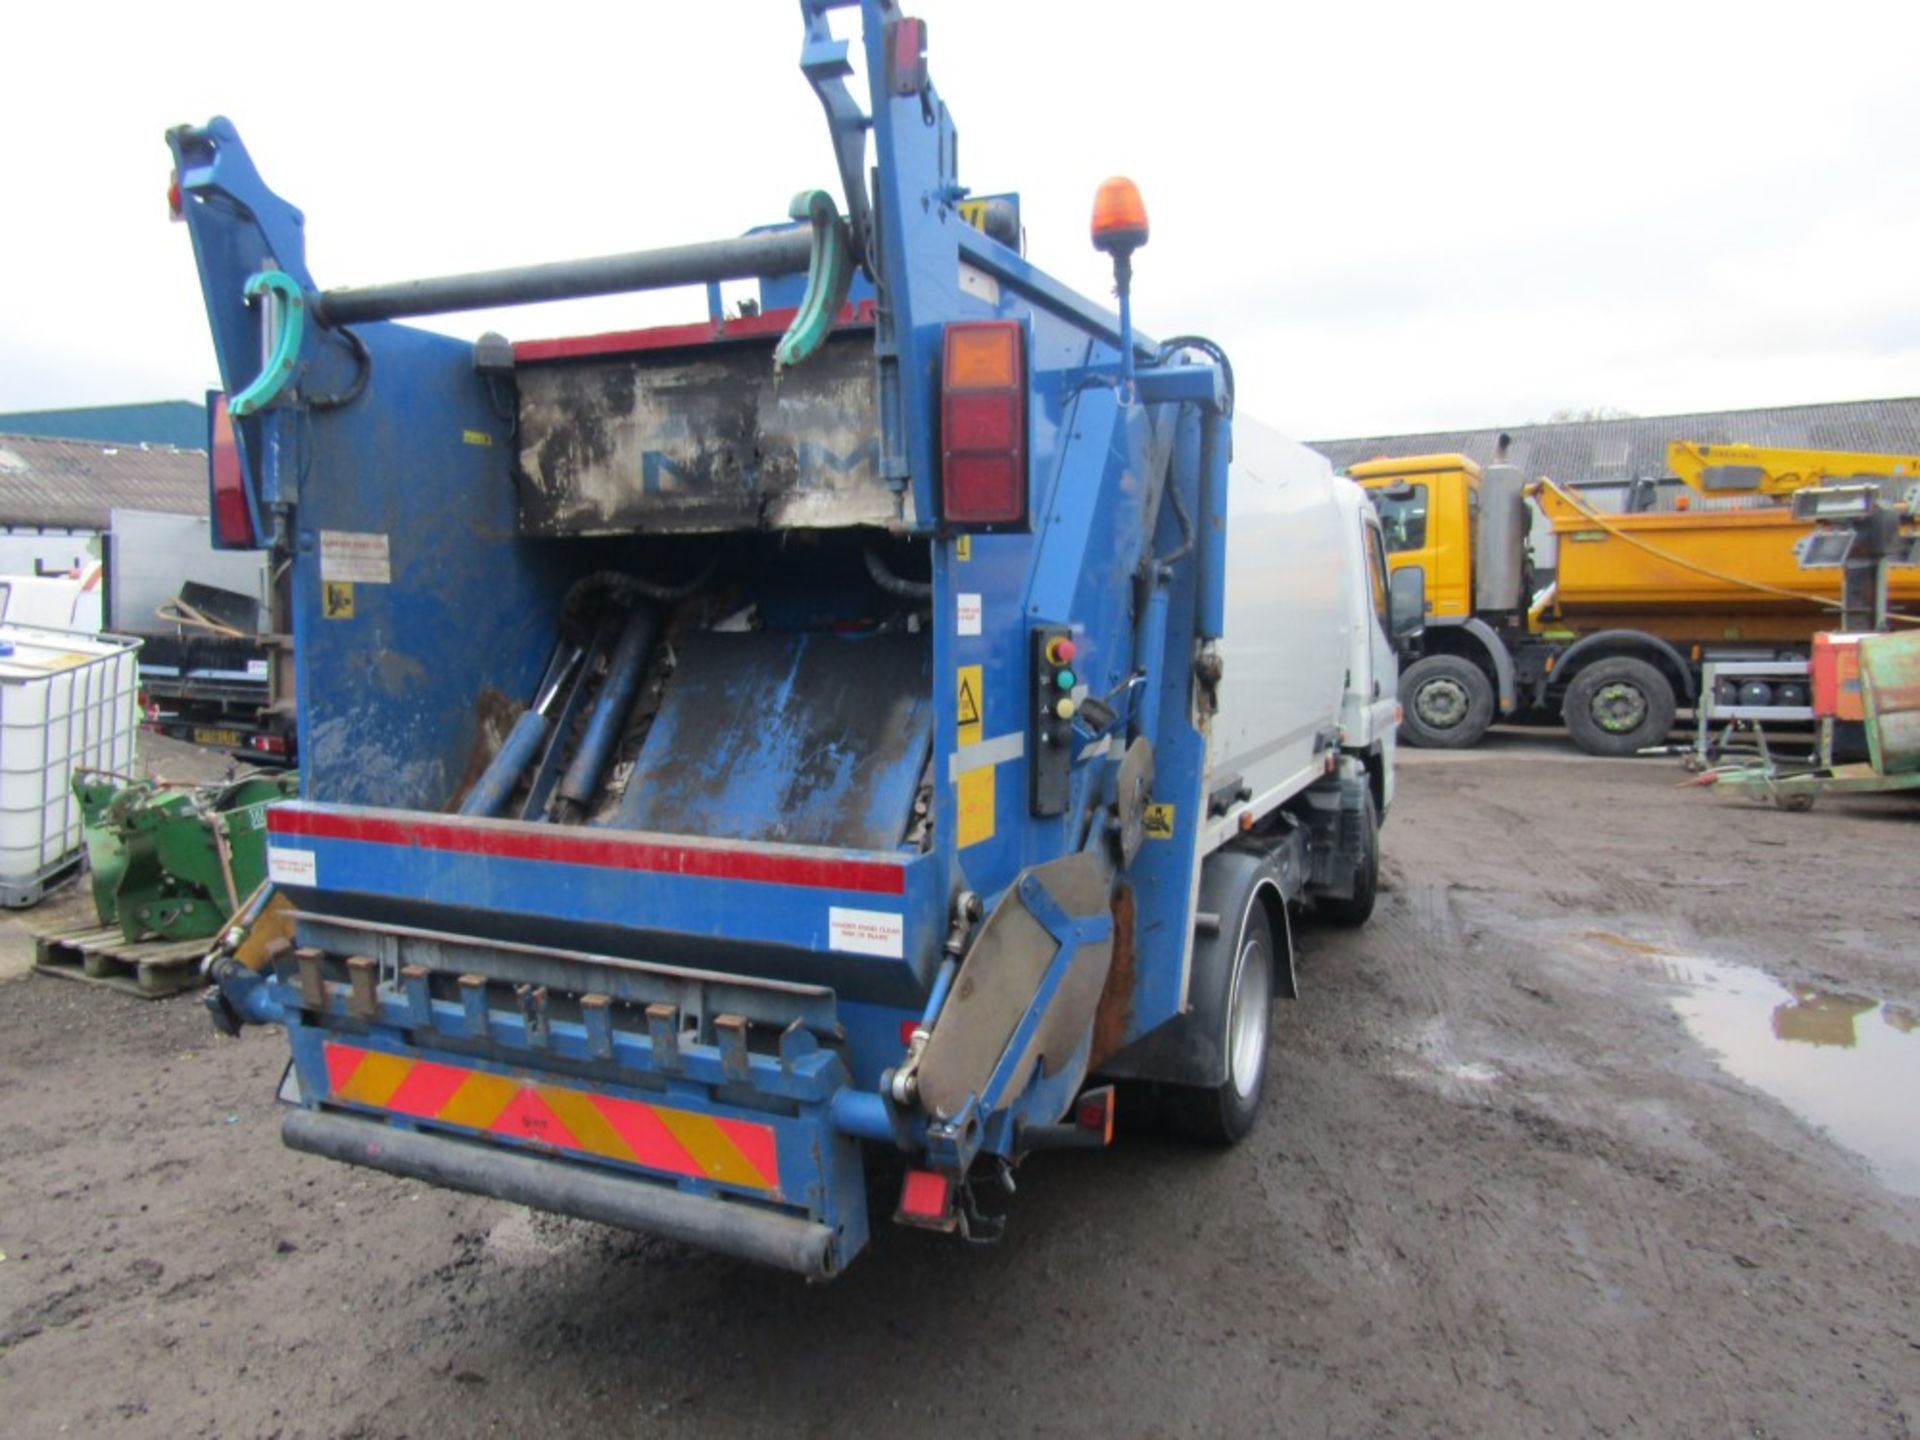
[
  {"left": 863, "top": 545, "right": 932, "bottom": 601},
  {"left": 560, "top": 560, "right": 718, "bottom": 636},
  {"left": 1155, "top": 334, "right": 1235, "bottom": 416},
  {"left": 307, "top": 326, "right": 372, "bottom": 411}
]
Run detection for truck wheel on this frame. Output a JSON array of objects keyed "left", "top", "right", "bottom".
[
  {"left": 1166, "top": 901, "right": 1274, "bottom": 1145},
  {"left": 1399, "top": 655, "right": 1495, "bottom": 748},
  {"left": 1316, "top": 789, "right": 1378, "bottom": 927},
  {"left": 1562, "top": 657, "right": 1677, "bottom": 756}
]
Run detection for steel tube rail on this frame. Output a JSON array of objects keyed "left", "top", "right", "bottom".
[
  {"left": 285, "top": 1109, "right": 837, "bottom": 1276},
  {"left": 314, "top": 229, "right": 815, "bottom": 326}
]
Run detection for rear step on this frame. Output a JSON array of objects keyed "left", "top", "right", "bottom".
[{"left": 285, "top": 1109, "right": 837, "bottom": 1277}]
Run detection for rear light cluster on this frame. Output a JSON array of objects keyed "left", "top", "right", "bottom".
[
  {"left": 250, "top": 733, "right": 290, "bottom": 756},
  {"left": 940, "top": 321, "right": 1026, "bottom": 528},
  {"left": 208, "top": 393, "right": 258, "bottom": 549}
]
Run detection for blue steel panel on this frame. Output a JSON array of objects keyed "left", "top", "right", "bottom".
[
  {"left": 288, "top": 321, "right": 565, "bottom": 810},
  {"left": 614, "top": 629, "right": 931, "bottom": 851}
]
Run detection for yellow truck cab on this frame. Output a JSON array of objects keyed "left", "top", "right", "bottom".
[
  {"left": 1349, "top": 454, "right": 1551, "bottom": 750},
  {"left": 1350, "top": 454, "right": 1479, "bottom": 621}
]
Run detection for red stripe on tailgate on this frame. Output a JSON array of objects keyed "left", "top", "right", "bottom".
[
  {"left": 382, "top": 1058, "right": 472, "bottom": 1120},
  {"left": 268, "top": 808, "right": 905, "bottom": 895}
]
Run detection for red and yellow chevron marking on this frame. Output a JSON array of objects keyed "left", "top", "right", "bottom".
[{"left": 322, "top": 1042, "right": 779, "bottom": 1195}]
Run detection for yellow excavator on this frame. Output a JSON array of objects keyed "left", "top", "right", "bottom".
[{"left": 1350, "top": 441, "right": 1918, "bottom": 754}]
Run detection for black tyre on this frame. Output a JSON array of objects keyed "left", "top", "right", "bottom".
[
  {"left": 1562, "top": 656, "right": 1677, "bottom": 757},
  {"left": 1315, "top": 788, "right": 1378, "bottom": 927},
  {"left": 1399, "top": 654, "right": 1495, "bottom": 749},
  {"left": 1166, "top": 901, "right": 1275, "bottom": 1145}
]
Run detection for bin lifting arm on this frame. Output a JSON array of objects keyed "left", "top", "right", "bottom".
[{"left": 1669, "top": 440, "right": 1920, "bottom": 499}]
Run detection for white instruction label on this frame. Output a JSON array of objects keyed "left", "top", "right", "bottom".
[
  {"left": 267, "top": 846, "right": 318, "bottom": 886},
  {"left": 319, "top": 530, "right": 392, "bottom": 584},
  {"left": 957, "top": 592, "right": 982, "bottom": 637},
  {"left": 246, "top": 658, "right": 270, "bottom": 679},
  {"left": 829, "top": 906, "right": 905, "bottom": 959}
]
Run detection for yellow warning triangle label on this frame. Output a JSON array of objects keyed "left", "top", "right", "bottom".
[{"left": 956, "top": 674, "right": 982, "bottom": 727}]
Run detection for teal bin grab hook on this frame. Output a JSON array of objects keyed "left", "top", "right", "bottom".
[
  {"left": 773, "top": 189, "right": 853, "bottom": 372},
  {"left": 228, "top": 270, "right": 306, "bottom": 417}
]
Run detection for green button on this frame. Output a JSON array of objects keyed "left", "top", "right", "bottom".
[{"left": 1056, "top": 670, "right": 1075, "bottom": 690}]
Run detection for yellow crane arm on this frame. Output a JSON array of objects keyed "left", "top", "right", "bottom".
[{"left": 1667, "top": 440, "right": 1920, "bottom": 498}]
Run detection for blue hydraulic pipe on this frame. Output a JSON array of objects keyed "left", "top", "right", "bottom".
[
  {"left": 556, "top": 606, "right": 659, "bottom": 815},
  {"left": 460, "top": 646, "right": 583, "bottom": 818},
  {"left": 919, "top": 957, "right": 959, "bottom": 1028},
  {"left": 460, "top": 710, "right": 552, "bottom": 818},
  {"left": 831, "top": 1088, "right": 909, "bottom": 1145},
  {"left": 1197, "top": 409, "right": 1229, "bottom": 640},
  {"left": 1130, "top": 583, "right": 1171, "bottom": 752}
]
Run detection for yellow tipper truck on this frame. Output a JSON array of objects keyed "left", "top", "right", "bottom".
[{"left": 1350, "top": 444, "right": 1920, "bottom": 755}]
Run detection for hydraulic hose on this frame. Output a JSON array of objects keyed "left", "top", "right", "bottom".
[
  {"left": 863, "top": 545, "right": 932, "bottom": 600},
  {"left": 559, "top": 561, "right": 718, "bottom": 637},
  {"left": 555, "top": 605, "right": 660, "bottom": 819}
]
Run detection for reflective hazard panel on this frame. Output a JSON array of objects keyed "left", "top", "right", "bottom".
[
  {"left": 956, "top": 664, "right": 993, "bottom": 847},
  {"left": 322, "top": 1042, "right": 780, "bottom": 1195}
]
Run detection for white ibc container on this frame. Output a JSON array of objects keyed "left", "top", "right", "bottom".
[{"left": 0, "top": 625, "right": 141, "bottom": 906}]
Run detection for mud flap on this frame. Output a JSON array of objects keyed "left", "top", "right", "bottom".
[
  {"left": 1093, "top": 845, "right": 1298, "bottom": 1089},
  {"left": 914, "top": 852, "right": 1114, "bottom": 1125}
]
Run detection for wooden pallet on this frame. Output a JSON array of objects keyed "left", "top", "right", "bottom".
[{"left": 33, "top": 924, "right": 214, "bottom": 999}]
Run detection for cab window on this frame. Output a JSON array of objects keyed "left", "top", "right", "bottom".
[{"left": 1374, "top": 483, "right": 1428, "bottom": 553}]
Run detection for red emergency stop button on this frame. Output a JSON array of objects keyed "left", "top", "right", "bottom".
[{"left": 1045, "top": 636, "right": 1077, "bottom": 667}]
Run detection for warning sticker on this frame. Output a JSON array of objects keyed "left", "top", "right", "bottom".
[
  {"left": 956, "top": 666, "right": 983, "bottom": 730},
  {"left": 319, "top": 530, "right": 392, "bottom": 584},
  {"left": 956, "top": 535, "right": 972, "bottom": 562},
  {"left": 1143, "top": 803, "right": 1176, "bottom": 840},
  {"left": 956, "top": 664, "right": 993, "bottom": 847},
  {"left": 267, "top": 846, "right": 318, "bottom": 886},
  {"left": 828, "top": 906, "right": 905, "bottom": 959},
  {"left": 957, "top": 592, "right": 982, "bottom": 637},
  {"left": 322, "top": 581, "right": 356, "bottom": 620}
]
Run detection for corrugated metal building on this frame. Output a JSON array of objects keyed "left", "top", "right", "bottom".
[
  {"left": 1310, "top": 397, "right": 1920, "bottom": 510},
  {"left": 0, "top": 434, "right": 205, "bottom": 531},
  {"left": 0, "top": 433, "right": 210, "bottom": 627}
]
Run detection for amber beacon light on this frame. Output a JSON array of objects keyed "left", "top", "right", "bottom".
[{"left": 1090, "top": 175, "right": 1149, "bottom": 255}]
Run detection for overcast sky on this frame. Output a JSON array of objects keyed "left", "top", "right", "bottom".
[{"left": 4, "top": 0, "right": 1918, "bottom": 440}]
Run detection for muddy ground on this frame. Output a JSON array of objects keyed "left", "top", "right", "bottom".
[{"left": 0, "top": 732, "right": 1915, "bottom": 1438}]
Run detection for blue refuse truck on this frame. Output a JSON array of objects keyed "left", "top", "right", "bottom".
[{"left": 173, "top": 0, "right": 1414, "bottom": 1277}]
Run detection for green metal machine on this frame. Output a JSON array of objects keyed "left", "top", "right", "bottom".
[
  {"left": 76, "top": 771, "right": 299, "bottom": 943},
  {"left": 1705, "top": 629, "right": 1920, "bottom": 809}
]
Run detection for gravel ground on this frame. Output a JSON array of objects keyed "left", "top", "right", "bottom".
[{"left": 0, "top": 732, "right": 1915, "bottom": 1438}]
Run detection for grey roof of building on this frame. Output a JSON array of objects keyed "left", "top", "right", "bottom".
[
  {"left": 1308, "top": 397, "right": 1920, "bottom": 492},
  {"left": 0, "top": 401, "right": 208, "bottom": 451},
  {"left": 0, "top": 434, "right": 206, "bottom": 530}
]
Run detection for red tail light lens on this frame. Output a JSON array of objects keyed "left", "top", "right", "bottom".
[
  {"left": 208, "top": 392, "right": 258, "bottom": 549},
  {"left": 940, "top": 321, "right": 1026, "bottom": 527}
]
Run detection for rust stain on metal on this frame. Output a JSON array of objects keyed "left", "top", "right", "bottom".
[
  {"left": 445, "top": 688, "right": 521, "bottom": 814},
  {"left": 1089, "top": 884, "right": 1137, "bottom": 1070}
]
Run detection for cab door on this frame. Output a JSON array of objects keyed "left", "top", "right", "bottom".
[{"left": 1361, "top": 512, "right": 1399, "bottom": 811}]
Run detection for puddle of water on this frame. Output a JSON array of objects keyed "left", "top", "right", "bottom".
[{"left": 1654, "top": 952, "right": 1920, "bottom": 1197}]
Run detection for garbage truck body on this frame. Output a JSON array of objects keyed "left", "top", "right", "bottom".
[{"left": 173, "top": 0, "right": 1405, "bottom": 1276}]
